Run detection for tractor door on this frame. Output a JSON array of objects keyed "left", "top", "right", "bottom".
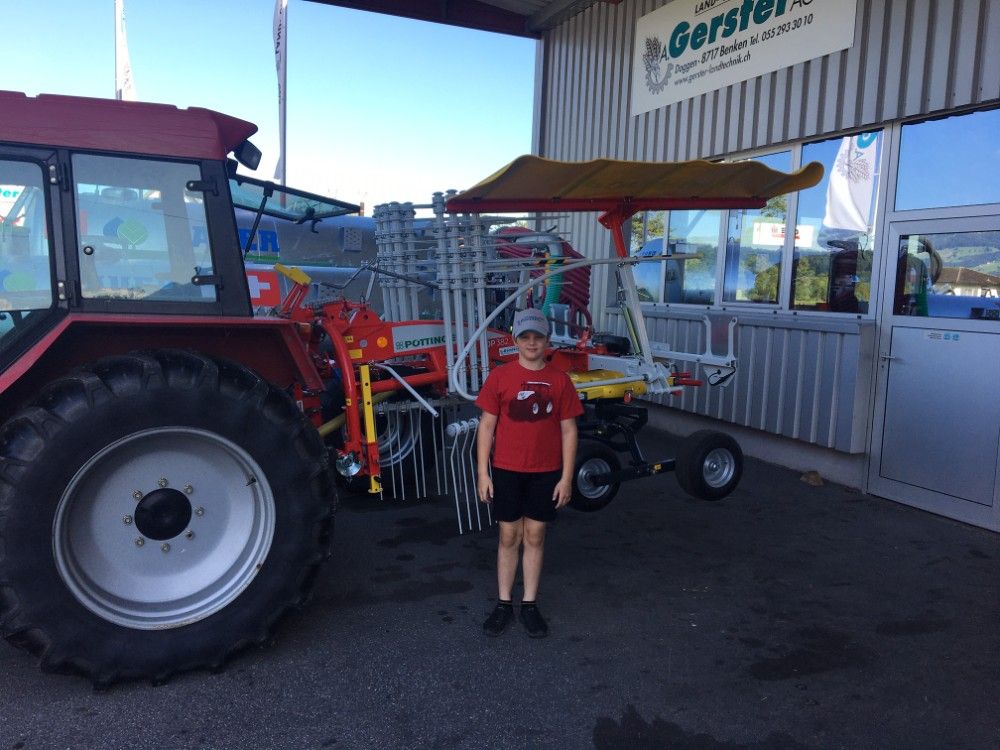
[
  {"left": 0, "top": 147, "right": 66, "bottom": 372},
  {"left": 67, "top": 153, "right": 251, "bottom": 315}
]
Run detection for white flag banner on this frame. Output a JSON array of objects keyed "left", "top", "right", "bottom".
[
  {"left": 273, "top": 0, "right": 288, "bottom": 182},
  {"left": 823, "top": 133, "right": 879, "bottom": 232},
  {"left": 115, "top": 0, "right": 137, "bottom": 101}
]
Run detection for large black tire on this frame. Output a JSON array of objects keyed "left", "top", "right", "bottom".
[
  {"left": 0, "top": 350, "right": 335, "bottom": 685},
  {"left": 570, "top": 440, "right": 622, "bottom": 512},
  {"left": 674, "top": 430, "right": 743, "bottom": 501}
]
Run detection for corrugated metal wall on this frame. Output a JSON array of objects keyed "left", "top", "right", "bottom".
[
  {"left": 608, "top": 310, "right": 875, "bottom": 452},
  {"left": 535, "top": 0, "right": 1000, "bottom": 451}
]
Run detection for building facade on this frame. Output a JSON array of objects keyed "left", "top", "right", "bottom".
[{"left": 532, "top": 0, "right": 1000, "bottom": 530}]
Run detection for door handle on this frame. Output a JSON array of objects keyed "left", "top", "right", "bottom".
[{"left": 879, "top": 353, "right": 899, "bottom": 361}]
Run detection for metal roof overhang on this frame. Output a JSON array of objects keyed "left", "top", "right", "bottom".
[{"left": 303, "top": 1, "right": 620, "bottom": 38}]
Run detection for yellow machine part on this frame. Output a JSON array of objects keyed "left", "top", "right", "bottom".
[
  {"left": 274, "top": 262, "right": 312, "bottom": 285},
  {"left": 568, "top": 369, "right": 648, "bottom": 401}
]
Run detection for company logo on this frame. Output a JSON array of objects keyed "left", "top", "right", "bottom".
[
  {"left": 835, "top": 133, "right": 876, "bottom": 184},
  {"left": 396, "top": 334, "right": 445, "bottom": 352},
  {"left": 642, "top": 36, "right": 673, "bottom": 93}
]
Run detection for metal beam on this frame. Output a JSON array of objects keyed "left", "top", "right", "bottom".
[
  {"left": 303, "top": 0, "right": 538, "bottom": 38},
  {"left": 527, "top": 0, "right": 622, "bottom": 32}
]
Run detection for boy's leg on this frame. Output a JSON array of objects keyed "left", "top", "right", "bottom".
[
  {"left": 497, "top": 520, "right": 524, "bottom": 600},
  {"left": 520, "top": 518, "right": 546, "bottom": 601}
]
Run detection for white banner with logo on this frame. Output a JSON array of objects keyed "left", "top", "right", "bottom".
[
  {"left": 633, "top": 0, "right": 857, "bottom": 115},
  {"left": 823, "top": 132, "right": 878, "bottom": 232}
]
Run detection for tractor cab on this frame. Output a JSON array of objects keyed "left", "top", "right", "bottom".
[{"left": 0, "top": 91, "right": 264, "bottom": 377}]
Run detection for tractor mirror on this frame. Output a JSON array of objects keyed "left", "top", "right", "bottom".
[{"left": 233, "top": 140, "right": 262, "bottom": 171}]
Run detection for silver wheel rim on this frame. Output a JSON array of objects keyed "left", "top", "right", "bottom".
[
  {"left": 702, "top": 448, "right": 736, "bottom": 488},
  {"left": 53, "top": 427, "right": 275, "bottom": 630},
  {"left": 577, "top": 457, "right": 612, "bottom": 500}
]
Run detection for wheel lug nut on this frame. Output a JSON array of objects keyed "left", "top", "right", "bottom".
[
  {"left": 185, "top": 530, "right": 194, "bottom": 539},
  {"left": 195, "top": 507, "right": 205, "bottom": 516},
  {"left": 133, "top": 490, "right": 143, "bottom": 501},
  {"left": 184, "top": 485, "right": 193, "bottom": 495},
  {"left": 157, "top": 478, "right": 168, "bottom": 488},
  {"left": 123, "top": 515, "right": 133, "bottom": 525},
  {"left": 135, "top": 537, "right": 145, "bottom": 547},
  {"left": 161, "top": 543, "right": 171, "bottom": 553}
]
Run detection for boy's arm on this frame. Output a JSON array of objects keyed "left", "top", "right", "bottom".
[
  {"left": 476, "top": 411, "right": 498, "bottom": 502},
  {"left": 553, "top": 417, "right": 578, "bottom": 508}
]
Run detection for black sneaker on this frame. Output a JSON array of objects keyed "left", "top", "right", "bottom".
[
  {"left": 519, "top": 602, "right": 548, "bottom": 638},
  {"left": 482, "top": 602, "right": 514, "bottom": 637}
]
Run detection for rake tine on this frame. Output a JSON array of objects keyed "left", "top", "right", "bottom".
[{"left": 447, "top": 422, "right": 464, "bottom": 534}]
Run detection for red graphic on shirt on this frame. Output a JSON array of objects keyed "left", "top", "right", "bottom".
[{"left": 508, "top": 380, "right": 554, "bottom": 422}]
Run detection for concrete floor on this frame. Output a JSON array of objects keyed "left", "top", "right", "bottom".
[{"left": 1, "top": 429, "right": 998, "bottom": 749}]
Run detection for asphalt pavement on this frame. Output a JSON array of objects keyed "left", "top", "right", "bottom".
[{"left": 1, "top": 429, "right": 998, "bottom": 750}]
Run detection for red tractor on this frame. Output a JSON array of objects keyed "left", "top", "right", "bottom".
[{"left": 0, "top": 92, "right": 349, "bottom": 685}]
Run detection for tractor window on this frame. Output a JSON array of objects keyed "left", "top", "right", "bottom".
[
  {"left": 0, "top": 160, "right": 53, "bottom": 348},
  {"left": 72, "top": 154, "right": 217, "bottom": 303}
]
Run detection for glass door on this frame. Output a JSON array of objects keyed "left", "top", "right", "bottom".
[{"left": 868, "top": 217, "right": 1000, "bottom": 530}]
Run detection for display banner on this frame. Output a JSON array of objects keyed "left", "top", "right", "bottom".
[
  {"left": 273, "top": 0, "right": 288, "bottom": 183},
  {"left": 823, "top": 132, "right": 878, "bottom": 232},
  {"left": 114, "top": 0, "right": 137, "bottom": 101},
  {"left": 632, "top": 0, "right": 857, "bottom": 115}
]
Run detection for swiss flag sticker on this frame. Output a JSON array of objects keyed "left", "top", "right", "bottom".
[{"left": 246, "top": 269, "right": 282, "bottom": 307}]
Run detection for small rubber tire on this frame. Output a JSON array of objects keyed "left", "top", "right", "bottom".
[
  {"left": 570, "top": 440, "right": 621, "bottom": 512},
  {"left": 674, "top": 430, "right": 743, "bottom": 501},
  {"left": 0, "top": 350, "right": 335, "bottom": 685}
]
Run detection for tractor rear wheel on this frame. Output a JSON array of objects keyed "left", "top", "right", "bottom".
[{"left": 0, "top": 350, "right": 335, "bottom": 685}]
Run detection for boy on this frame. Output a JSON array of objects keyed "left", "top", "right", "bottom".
[{"left": 475, "top": 307, "right": 583, "bottom": 637}]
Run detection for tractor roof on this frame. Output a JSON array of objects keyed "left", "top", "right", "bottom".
[{"left": 0, "top": 91, "right": 258, "bottom": 161}]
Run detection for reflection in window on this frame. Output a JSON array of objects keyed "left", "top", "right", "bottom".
[
  {"left": 896, "top": 108, "right": 1000, "bottom": 211},
  {"left": 723, "top": 152, "right": 791, "bottom": 304},
  {"left": 1, "top": 160, "right": 53, "bottom": 352},
  {"left": 73, "top": 154, "right": 216, "bottom": 303},
  {"left": 793, "top": 132, "right": 882, "bottom": 313},
  {"left": 663, "top": 210, "right": 719, "bottom": 305},
  {"left": 894, "top": 231, "right": 1000, "bottom": 320},
  {"left": 631, "top": 211, "right": 666, "bottom": 302}
]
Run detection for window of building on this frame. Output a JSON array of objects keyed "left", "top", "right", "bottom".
[
  {"left": 893, "top": 231, "right": 1000, "bottom": 319},
  {"left": 793, "top": 132, "right": 882, "bottom": 313},
  {"left": 896, "top": 108, "right": 1000, "bottom": 211},
  {"left": 665, "top": 210, "right": 720, "bottom": 305},
  {"left": 631, "top": 211, "right": 666, "bottom": 302},
  {"left": 723, "top": 151, "right": 791, "bottom": 304},
  {"left": 73, "top": 154, "right": 217, "bottom": 303}
]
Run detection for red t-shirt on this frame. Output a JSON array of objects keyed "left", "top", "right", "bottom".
[{"left": 475, "top": 361, "right": 584, "bottom": 473}]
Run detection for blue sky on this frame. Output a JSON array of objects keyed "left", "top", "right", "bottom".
[{"left": 1, "top": 0, "right": 536, "bottom": 207}]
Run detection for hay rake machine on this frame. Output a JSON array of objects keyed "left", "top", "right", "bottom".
[{"left": 293, "top": 156, "right": 825, "bottom": 532}]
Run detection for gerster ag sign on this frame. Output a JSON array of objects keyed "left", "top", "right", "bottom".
[{"left": 632, "top": 0, "right": 857, "bottom": 115}]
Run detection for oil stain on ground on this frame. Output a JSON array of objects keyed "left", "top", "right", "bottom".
[
  {"left": 748, "top": 626, "right": 874, "bottom": 680},
  {"left": 875, "top": 617, "right": 951, "bottom": 636},
  {"left": 376, "top": 518, "right": 457, "bottom": 548},
  {"left": 593, "top": 705, "right": 811, "bottom": 749}
]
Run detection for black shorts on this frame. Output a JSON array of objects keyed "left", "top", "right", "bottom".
[{"left": 490, "top": 467, "right": 562, "bottom": 523}]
